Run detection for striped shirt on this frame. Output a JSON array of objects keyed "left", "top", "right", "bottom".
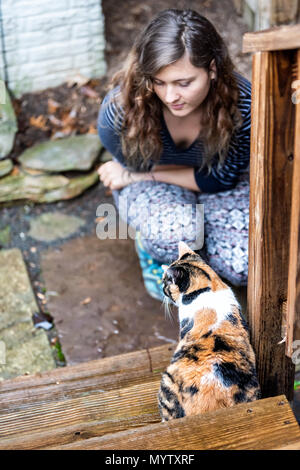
[{"left": 97, "top": 72, "right": 251, "bottom": 193}]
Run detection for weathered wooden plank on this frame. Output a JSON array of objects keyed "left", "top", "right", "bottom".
[
  {"left": 273, "top": 441, "right": 300, "bottom": 450},
  {"left": 0, "top": 379, "right": 162, "bottom": 450},
  {"left": 269, "top": 0, "right": 300, "bottom": 27},
  {"left": 286, "top": 48, "right": 300, "bottom": 358},
  {"left": 243, "top": 24, "right": 300, "bottom": 53},
  {"left": 45, "top": 395, "right": 300, "bottom": 450},
  {"left": 271, "top": 441, "right": 300, "bottom": 450},
  {"left": 0, "top": 344, "right": 175, "bottom": 411},
  {"left": 247, "top": 50, "right": 295, "bottom": 400}
]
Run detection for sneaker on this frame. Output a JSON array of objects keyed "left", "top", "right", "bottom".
[{"left": 135, "top": 232, "right": 165, "bottom": 302}]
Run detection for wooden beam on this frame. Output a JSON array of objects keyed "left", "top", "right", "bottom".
[
  {"left": 286, "top": 48, "right": 300, "bottom": 358},
  {"left": 243, "top": 24, "right": 300, "bottom": 52},
  {"left": 46, "top": 396, "right": 300, "bottom": 450},
  {"left": 247, "top": 50, "right": 296, "bottom": 400}
]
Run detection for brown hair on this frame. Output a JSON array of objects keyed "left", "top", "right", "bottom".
[{"left": 110, "top": 8, "right": 242, "bottom": 171}]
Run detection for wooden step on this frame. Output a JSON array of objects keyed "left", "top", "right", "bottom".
[
  {"left": 1, "top": 344, "right": 299, "bottom": 450},
  {"left": 45, "top": 395, "right": 300, "bottom": 451},
  {"left": 0, "top": 343, "right": 175, "bottom": 411},
  {"left": 0, "top": 379, "right": 162, "bottom": 450},
  {"left": 0, "top": 344, "right": 175, "bottom": 450}
]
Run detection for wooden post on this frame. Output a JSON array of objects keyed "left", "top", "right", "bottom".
[
  {"left": 243, "top": 26, "right": 300, "bottom": 400},
  {"left": 269, "top": 0, "right": 300, "bottom": 27},
  {"left": 286, "top": 49, "right": 300, "bottom": 359}
]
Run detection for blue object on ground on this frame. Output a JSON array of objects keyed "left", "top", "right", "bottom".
[{"left": 135, "top": 231, "right": 165, "bottom": 302}]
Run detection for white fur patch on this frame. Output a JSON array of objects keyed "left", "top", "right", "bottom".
[
  {"left": 199, "top": 371, "right": 215, "bottom": 386},
  {"left": 178, "top": 288, "right": 239, "bottom": 328},
  {"left": 199, "top": 368, "right": 225, "bottom": 390}
]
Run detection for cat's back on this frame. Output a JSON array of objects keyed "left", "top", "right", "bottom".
[
  {"left": 158, "top": 300, "right": 260, "bottom": 421},
  {"left": 158, "top": 241, "right": 260, "bottom": 422}
]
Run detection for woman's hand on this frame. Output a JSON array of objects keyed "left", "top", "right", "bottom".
[{"left": 97, "top": 161, "right": 132, "bottom": 190}]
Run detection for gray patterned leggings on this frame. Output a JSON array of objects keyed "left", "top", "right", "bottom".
[{"left": 113, "top": 171, "right": 249, "bottom": 286}]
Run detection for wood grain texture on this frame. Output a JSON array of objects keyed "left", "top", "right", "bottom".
[
  {"left": 45, "top": 395, "right": 300, "bottom": 450},
  {"left": 247, "top": 50, "right": 295, "bottom": 400},
  {"left": 286, "top": 48, "right": 300, "bottom": 358},
  {"left": 243, "top": 24, "right": 300, "bottom": 53},
  {"left": 269, "top": 0, "right": 300, "bottom": 26},
  {"left": 0, "top": 379, "right": 162, "bottom": 450},
  {"left": 0, "top": 344, "right": 175, "bottom": 411}
]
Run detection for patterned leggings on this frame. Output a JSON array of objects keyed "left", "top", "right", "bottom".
[{"left": 113, "top": 171, "right": 249, "bottom": 286}]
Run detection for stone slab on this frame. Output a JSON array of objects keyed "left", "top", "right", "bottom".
[
  {"left": 0, "top": 248, "right": 55, "bottom": 379},
  {"left": 0, "top": 170, "right": 98, "bottom": 203},
  {"left": 0, "top": 322, "right": 55, "bottom": 380},
  {"left": 28, "top": 212, "right": 85, "bottom": 242},
  {"left": 41, "top": 235, "right": 179, "bottom": 365},
  {"left": 18, "top": 134, "right": 102, "bottom": 172},
  {"left": 0, "top": 159, "right": 13, "bottom": 177}
]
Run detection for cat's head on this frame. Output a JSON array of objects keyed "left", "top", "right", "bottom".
[{"left": 162, "top": 241, "right": 226, "bottom": 305}]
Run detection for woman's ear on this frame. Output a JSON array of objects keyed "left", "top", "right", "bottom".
[{"left": 209, "top": 59, "right": 217, "bottom": 79}]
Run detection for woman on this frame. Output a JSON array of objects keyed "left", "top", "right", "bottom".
[{"left": 97, "top": 8, "right": 251, "bottom": 301}]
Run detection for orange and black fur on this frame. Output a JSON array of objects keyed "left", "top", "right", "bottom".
[{"left": 158, "top": 241, "right": 260, "bottom": 421}]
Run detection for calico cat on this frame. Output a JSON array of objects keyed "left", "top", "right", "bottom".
[{"left": 158, "top": 241, "right": 260, "bottom": 421}]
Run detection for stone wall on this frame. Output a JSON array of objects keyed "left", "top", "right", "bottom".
[{"left": 0, "top": 0, "right": 106, "bottom": 97}]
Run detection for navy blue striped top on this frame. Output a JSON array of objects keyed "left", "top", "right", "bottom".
[{"left": 97, "top": 72, "right": 251, "bottom": 193}]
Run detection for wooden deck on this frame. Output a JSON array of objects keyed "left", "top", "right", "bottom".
[{"left": 0, "top": 344, "right": 299, "bottom": 450}]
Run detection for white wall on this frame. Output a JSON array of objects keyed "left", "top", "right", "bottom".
[{"left": 0, "top": 0, "right": 106, "bottom": 97}]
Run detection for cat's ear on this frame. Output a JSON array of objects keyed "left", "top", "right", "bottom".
[
  {"left": 162, "top": 265, "right": 169, "bottom": 273},
  {"left": 178, "top": 241, "right": 194, "bottom": 258}
]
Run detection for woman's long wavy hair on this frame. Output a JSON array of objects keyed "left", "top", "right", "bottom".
[{"left": 110, "top": 8, "right": 243, "bottom": 171}]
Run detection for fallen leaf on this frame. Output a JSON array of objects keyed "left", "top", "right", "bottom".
[
  {"left": 87, "top": 125, "right": 97, "bottom": 134},
  {"left": 50, "top": 129, "right": 75, "bottom": 139},
  {"left": 67, "top": 73, "right": 90, "bottom": 88},
  {"left": 95, "top": 216, "right": 106, "bottom": 223},
  {"left": 48, "top": 115, "right": 63, "bottom": 127},
  {"left": 80, "top": 86, "right": 100, "bottom": 99},
  {"left": 80, "top": 297, "right": 92, "bottom": 305},
  {"left": 47, "top": 98, "right": 61, "bottom": 114},
  {"left": 29, "top": 115, "right": 48, "bottom": 130},
  {"left": 21, "top": 167, "right": 47, "bottom": 176},
  {"left": 11, "top": 166, "right": 20, "bottom": 176}
]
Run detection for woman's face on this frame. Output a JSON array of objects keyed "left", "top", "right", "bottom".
[{"left": 152, "top": 53, "right": 216, "bottom": 117}]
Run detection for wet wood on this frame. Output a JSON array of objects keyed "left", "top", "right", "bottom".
[
  {"left": 286, "top": 48, "right": 300, "bottom": 358},
  {"left": 45, "top": 395, "right": 300, "bottom": 450},
  {"left": 247, "top": 50, "right": 295, "bottom": 400},
  {"left": 0, "top": 344, "right": 175, "bottom": 411},
  {"left": 243, "top": 23, "right": 300, "bottom": 53},
  {"left": 0, "top": 379, "right": 162, "bottom": 450}
]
